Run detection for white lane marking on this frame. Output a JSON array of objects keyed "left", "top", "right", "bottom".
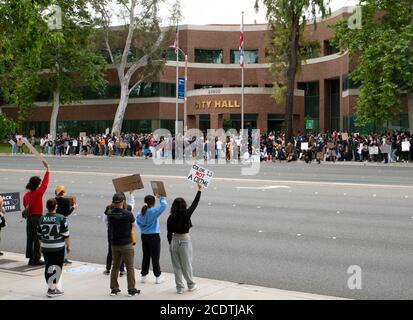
[
  {"left": 2, "top": 169, "right": 413, "bottom": 190},
  {"left": 236, "top": 186, "right": 291, "bottom": 190}
]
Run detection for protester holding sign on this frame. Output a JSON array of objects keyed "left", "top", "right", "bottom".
[
  {"left": 107, "top": 192, "right": 140, "bottom": 297},
  {"left": 23, "top": 161, "right": 50, "bottom": 266},
  {"left": 136, "top": 194, "right": 167, "bottom": 284},
  {"left": 0, "top": 196, "right": 6, "bottom": 256},
  {"left": 167, "top": 182, "right": 203, "bottom": 294},
  {"left": 37, "top": 198, "right": 70, "bottom": 298}
]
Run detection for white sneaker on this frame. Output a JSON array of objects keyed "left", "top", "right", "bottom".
[
  {"left": 188, "top": 285, "right": 198, "bottom": 292},
  {"left": 141, "top": 276, "right": 147, "bottom": 283},
  {"left": 155, "top": 276, "right": 164, "bottom": 284}
]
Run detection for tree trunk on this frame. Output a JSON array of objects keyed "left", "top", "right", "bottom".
[
  {"left": 285, "top": 25, "right": 300, "bottom": 143},
  {"left": 407, "top": 93, "right": 413, "bottom": 134},
  {"left": 50, "top": 89, "right": 60, "bottom": 139},
  {"left": 111, "top": 83, "right": 130, "bottom": 135}
]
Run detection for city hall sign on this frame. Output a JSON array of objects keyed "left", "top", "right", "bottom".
[{"left": 195, "top": 100, "right": 240, "bottom": 109}]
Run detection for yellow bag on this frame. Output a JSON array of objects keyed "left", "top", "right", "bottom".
[{"left": 131, "top": 229, "right": 137, "bottom": 246}]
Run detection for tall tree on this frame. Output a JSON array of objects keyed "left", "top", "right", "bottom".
[
  {"left": 0, "top": 0, "right": 107, "bottom": 138},
  {"left": 94, "top": 0, "right": 179, "bottom": 135},
  {"left": 334, "top": 0, "right": 413, "bottom": 130},
  {"left": 0, "top": 113, "right": 18, "bottom": 138},
  {"left": 255, "top": 0, "right": 330, "bottom": 141}
]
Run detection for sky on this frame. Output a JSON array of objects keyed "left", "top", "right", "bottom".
[{"left": 157, "top": 0, "right": 359, "bottom": 26}]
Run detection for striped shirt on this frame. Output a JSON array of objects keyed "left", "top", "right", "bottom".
[{"left": 37, "top": 213, "right": 69, "bottom": 252}]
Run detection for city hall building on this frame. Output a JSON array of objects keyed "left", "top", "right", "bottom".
[{"left": 1, "top": 6, "right": 410, "bottom": 136}]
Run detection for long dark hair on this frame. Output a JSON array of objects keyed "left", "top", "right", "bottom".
[
  {"left": 26, "top": 176, "right": 41, "bottom": 191},
  {"left": 170, "top": 198, "right": 191, "bottom": 229},
  {"left": 141, "top": 195, "right": 155, "bottom": 216}
]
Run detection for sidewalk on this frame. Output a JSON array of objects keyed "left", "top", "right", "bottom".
[{"left": 0, "top": 252, "right": 346, "bottom": 300}]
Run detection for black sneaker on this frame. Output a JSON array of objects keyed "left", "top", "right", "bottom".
[
  {"left": 28, "top": 260, "right": 35, "bottom": 266},
  {"left": 103, "top": 269, "right": 110, "bottom": 275},
  {"left": 0, "top": 252, "right": 4, "bottom": 256},
  {"left": 33, "top": 260, "right": 45, "bottom": 266},
  {"left": 128, "top": 289, "right": 141, "bottom": 297},
  {"left": 110, "top": 289, "right": 121, "bottom": 296},
  {"left": 64, "top": 259, "right": 72, "bottom": 265},
  {"left": 120, "top": 271, "right": 126, "bottom": 277}
]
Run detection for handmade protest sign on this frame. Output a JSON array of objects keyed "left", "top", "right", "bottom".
[
  {"left": 150, "top": 181, "right": 167, "bottom": 197},
  {"left": 342, "top": 133, "right": 349, "bottom": 141},
  {"left": 187, "top": 164, "right": 214, "bottom": 189},
  {"left": 8, "top": 140, "right": 16, "bottom": 146},
  {"left": 380, "top": 144, "right": 391, "bottom": 154},
  {"left": 112, "top": 174, "right": 144, "bottom": 193},
  {"left": 327, "top": 143, "right": 336, "bottom": 149},
  {"left": 79, "top": 132, "right": 86, "bottom": 138},
  {"left": 369, "top": 146, "right": 379, "bottom": 155},
  {"left": 22, "top": 138, "right": 48, "bottom": 166},
  {"left": 402, "top": 141, "right": 410, "bottom": 152},
  {"left": 301, "top": 142, "right": 309, "bottom": 150},
  {"left": 0, "top": 192, "right": 21, "bottom": 213}
]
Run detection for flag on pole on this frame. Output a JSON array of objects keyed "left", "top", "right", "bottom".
[
  {"left": 239, "top": 20, "right": 244, "bottom": 67},
  {"left": 172, "top": 25, "right": 179, "bottom": 54}
]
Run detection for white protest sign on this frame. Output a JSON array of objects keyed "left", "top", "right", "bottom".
[
  {"left": 72, "top": 140, "right": 78, "bottom": 147},
  {"left": 301, "top": 142, "right": 309, "bottom": 150},
  {"left": 402, "top": 141, "right": 410, "bottom": 152},
  {"left": 369, "top": 146, "right": 379, "bottom": 155},
  {"left": 187, "top": 164, "right": 214, "bottom": 188},
  {"left": 8, "top": 140, "right": 16, "bottom": 146},
  {"left": 22, "top": 138, "right": 48, "bottom": 166}
]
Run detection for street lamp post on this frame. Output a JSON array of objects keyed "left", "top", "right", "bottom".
[{"left": 171, "top": 45, "right": 188, "bottom": 136}]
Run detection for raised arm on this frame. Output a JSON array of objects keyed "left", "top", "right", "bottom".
[
  {"left": 38, "top": 169, "right": 50, "bottom": 196},
  {"left": 187, "top": 185, "right": 202, "bottom": 217}
]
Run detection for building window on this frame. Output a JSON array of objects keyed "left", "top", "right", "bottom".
[
  {"left": 342, "top": 74, "right": 358, "bottom": 91},
  {"left": 324, "top": 40, "right": 340, "bottom": 56},
  {"left": 229, "top": 84, "right": 258, "bottom": 88},
  {"left": 301, "top": 42, "right": 320, "bottom": 59},
  {"left": 194, "top": 49, "right": 223, "bottom": 64},
  {"left": 163, "top": 47, "right": 185, "bottom": 61},
  {"left": 194, "top": 84, "right": 223, "bottom": 89},
  {"left": 230, "top": 50, "right": 259, "bottom": 64},
  {"left": 298, "top": 81, "right": 320, "bottom": 132}
]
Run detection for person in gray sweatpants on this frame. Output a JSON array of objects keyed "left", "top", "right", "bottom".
[{"left": 167, "top": 183, "right": 202, "bottom": 294}]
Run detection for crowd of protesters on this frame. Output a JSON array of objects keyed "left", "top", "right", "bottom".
[{"left": 6, "top": 130, "right": 413, "bottom": 163}]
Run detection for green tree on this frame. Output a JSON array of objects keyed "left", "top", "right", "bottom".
[
  {"left": 255, "top": 0, "right": 330, "bottom": 141},
  {"left": 0, "top": 112, "right": 18, "bottom": 138},
  {"left": 333, "top": 1, "right": 413, "bottom": 129},
  {"left": 94, "top": 0, "right": 180, "bottom": 135},
  {"left": 0, "top": 0, "right": 107, "bottom": 138}
]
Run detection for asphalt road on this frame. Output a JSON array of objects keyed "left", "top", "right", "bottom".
[{"left": 1, "top": 155, "right": 413, "bottom": 299}]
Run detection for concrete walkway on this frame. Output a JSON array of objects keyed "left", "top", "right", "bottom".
[{"left": 0, "top": 252, "right": 345, "bottom": 300}]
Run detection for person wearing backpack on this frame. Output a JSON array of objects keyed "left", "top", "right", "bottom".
[
  {"left": 23, "top": 161, "right": 50, "bottom": 266},
  {"left": 136, "top": 194, "right": 167, "bottom": 284}
]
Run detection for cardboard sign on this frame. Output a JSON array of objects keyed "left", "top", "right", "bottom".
[
  {"left": 187, "top": 164, "right": 214, "bottom": 189},
  {"left": 80, "top": 132, "right": 87, "bottom": 138},
  {"left": 63, "top": 196, "right": 77, "bottom": 207},
  {"left": 342, "top": 133, "right": 349, "bottom": 141},
  {"left": 369, "top": 146, "right": 379, "bottom": 155},
  {"left": 150, "top": 181, "right": 167, "bottom": 197},
  {"left": 22, "top": 138, "right": 48, "bottom": 166},
  {"left": 402, "top": 141, "right": 411, "bottom": 152},
  {"left": 30, "top": 130, "right": 35, "bottom": 137},
  {"left": 380, "top": 144, "right": 391, "bottom": 154},
  {"left": 327, "top": 143, "right": 335, "bottom": 149},
  {"left": 301, "top": 142, "right": 309, "bottom": 150},
  {"left": 112, "top": 174, "right": 144, "bottom": 193},
  {"left": 8, "top": 140, "right": 16, "bottom": 146},
  {"left": 0, "top": 192, "right": 21, "bottom": 213}
]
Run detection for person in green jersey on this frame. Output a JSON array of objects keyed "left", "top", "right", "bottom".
[{"left": 37, "top": 198, "right": 71, "bottom": 298}]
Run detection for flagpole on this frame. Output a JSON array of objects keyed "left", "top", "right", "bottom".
[
  {"left": 241, "top": 12, "right": 245, "bottom": 134},
  {"left": 175, "top": 26, "right": 179, "bottom": 137}
]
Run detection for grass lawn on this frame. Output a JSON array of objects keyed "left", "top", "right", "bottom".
[{"left": 0, "top": 143, "right": 43, "bottom": 154}]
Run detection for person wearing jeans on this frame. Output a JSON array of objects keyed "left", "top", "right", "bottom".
[
  {"left": 167, "top": 183, "right": 202, "bottom": 294},
  {"left": 136, "top": 194, "right": 167, "bottom": 284},
  {"left": 107, "top": 192, "right": 139, "bottom": 297}
]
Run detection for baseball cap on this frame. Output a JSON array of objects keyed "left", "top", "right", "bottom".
[
  {"left": 112, "top": 192, "right": 126, "bottom": 203},
  {"left": 55, "top": 185, "right": 65, "bottom": 194}
]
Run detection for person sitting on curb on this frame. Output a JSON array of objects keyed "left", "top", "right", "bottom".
[
  {"left": 107, "top": 192, "right": 140, "bottom": 297},
  {"left": 37, "top": 198, "right": 71, "bottom": 298},
  {"left": 167, "top": 182, "right": 203, "bottom": 294},
  {"left": 136, "top": 193, "right": 167, "bottom": 284},
  {"left": 55, "top": 185, "right": 79, "bottom": 265}
]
